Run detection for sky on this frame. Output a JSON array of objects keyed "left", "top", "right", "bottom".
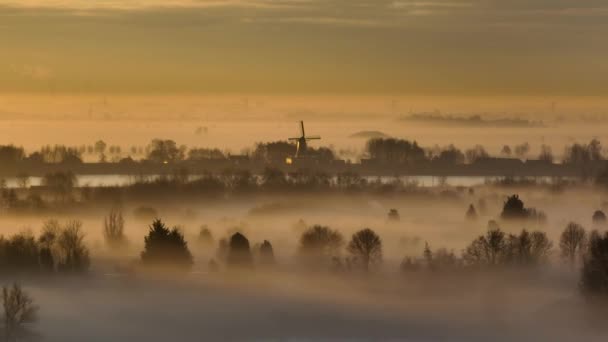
[{"left": 1, "top": 0, "right": 607, "bottom": 95}]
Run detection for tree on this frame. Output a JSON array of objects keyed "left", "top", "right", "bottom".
[
  {"left": 559, "top": 222, "right": 586, "bottom": 268},
  {"left": 146, "top": 139, "right": 185, "bottom": 163},
  {"left": 141, "top": 220, "right": 193, "bottom": 270},
  {"left": 366, "top": 138, "right": 426, "bottom": 164},
  {"left": 42, "top": 171, "right": 76, "bottom": 196},
  {"left": 103, "top": 209, "right": 126, "bottom": 249},
  {"left": 94, "top": 140, "right": 107, "bottom": 162},
  {"left": 347, "top": 228, "right": 382, "bottom": 271},
  {"left": 465, "top": 145, "right": 489, "bottom": 163},
  {"left": 226, "top": 232, "right": 253, "bottom": 268},
  {"left": 387, "top": 209, "right": 400, "bottom": 221},
  {"left": 258, "top": 240, "right": 275, "bottom": 266},
  {"left": 509, "top": 230, "right": 552, "bottom": 265},
  {"left": 198, "top": 226, "right": 214, "bottom": 246},
  {"left": 56, "top": 221, "right": 90, "bottom": 273},
  {"left": 592, "top": 210, "right": 607, "bottom": 225},
  {"left": 0, "top": 233, "right": 39, "bottom": 274},
  {"left": 2, "top": 284, "right": 37, "bottom": 342},
  {"left": 581, "top": 231, "right": 608, "bottom": 296},
  {"left": 501, "top": 195, "right": 527, "bottom": 219},
  {"left": 463, "top": 227, "right": 506, "bottom": 267},
  {"left": 299, "top": 225, "right": 344, "bottom": 267},
  {"left": 465, "top": 204, "right": 477, "bottom": 220}
]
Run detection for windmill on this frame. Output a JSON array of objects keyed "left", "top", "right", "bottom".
[{"left": 288, "top": 121, "right": 320, "bottom": 158}]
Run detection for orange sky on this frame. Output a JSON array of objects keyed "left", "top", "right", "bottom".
[{"left": 0, "top": 0, "right": 607, "bottom": 95}]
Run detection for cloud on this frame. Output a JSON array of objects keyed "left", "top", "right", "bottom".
[{"left": 0, "top": 0, "right": 301, "bottom": 11}]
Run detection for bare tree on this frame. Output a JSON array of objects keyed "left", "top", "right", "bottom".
[
  {"left": 2, "top": 283, "right": 37, "bottom": 342},
  {"left": 299, "top": 225, "right": 344, "bottom": 267},
  {"left": 347, "top": 228, "right": 382, "bottom": 271},
  {"left": 103, "top": 209, "right": 126, "bottom": 249},
  {"left": 559, "top": 222, "right": 586, "bottom": 268},
  {"left": 57, "top": 220, "right": 90, "bottom": 273},
  {"left": 463, "top": 227, "right": 506, "bottom": 267}
]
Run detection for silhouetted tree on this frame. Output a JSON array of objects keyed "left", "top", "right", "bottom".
[
  {"left": 252, "top": 141, "right": 295, "bottom": 163},
  {"left": 2, "top": 283, "right": 37, "bottom": 342},
  {"left": 501, "top": 145, "right": 512, "bottom": 157},
  {"left": 299, "top": 225, "right": 344, "bottom": 266},
  {"left": 141, "top": 219, "right": 193, "bottom": 270},
  {"left": 56, "top": 221, "right": 90, "bottom": 273},
  {"left": 423, "top": 242, "right": 433, "bottom": 268},
  {"left": 463, "top": 227, "right": 506, "bottom": 267},
  {"left": 146, "top": 139, "right": 185, "bottom": 163},
  {"left": 258, "top": 240, "right": 275, "bottom": 266},
  {"left": 0, "top": 233, "right": 39, "bottom": 274},
  {"left": 103, "top": 209, "right": 126, "bottom": 249},
  {"left": 198, "top": 226, "right": 214, "bottom": 246},
  {"left": 592, "top": 210, "right": 607, "bottom": 225},
  {"left": 432, "top": 145, "right": 465, "bottom": 165},
  {"left": 465, "top": 204, "right": 477, "bottom": 221},
  {"left": 581, "top": 231, "right": 608, "bottom": 296},
  {"left": 465, "top": 145, "right": 489, "bottom": 163},
  {"left": 94, "top": 140, "right": 107, "bottom": 162},
  {"left": 564, "top": 139, "right": 602, "bottom": 164},
  {"left": 42, "top": 171, "right": 76, "bottom": 201},
  {"left": 508, "top": 230, "right": 552, "bottom": 266},
  {"left": 501, "top": 195, "right": 527, "bottom": 219},
  {"left": 347, "top": 228, "right": 382, "bottom": 271},
  {"left": 226, "top": 232, "right": 253, "bottom": 268},
  {"left": 387, "top": 209, "right": 400, "bottom": 221},
  {"left": 559, "top": 222, "right": 586, "bottom": 268},
  {"left": 366, "top": 138, "right": 426, "bottom": 164}
]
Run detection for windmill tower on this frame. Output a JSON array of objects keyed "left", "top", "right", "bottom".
[{"left": 289, "top": 121, "right": 320, "bottom": 158}]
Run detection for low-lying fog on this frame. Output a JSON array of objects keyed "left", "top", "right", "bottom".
[{"left": 3, "top": 184, "right": 608, "bottom": 341}]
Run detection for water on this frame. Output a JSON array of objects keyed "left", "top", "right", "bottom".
[{"left": 2, "top": 174, "right": 495, "bottom": 188}]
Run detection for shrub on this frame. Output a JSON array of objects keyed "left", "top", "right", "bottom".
[
  {"left": 103, "top": 209, "right": 127, "bottom": 249},
  {"left": 2, "top": 283, "right": 37, "bottom": 341}
]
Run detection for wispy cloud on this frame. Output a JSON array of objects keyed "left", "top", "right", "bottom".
[{"left": 0, "top": 0, "right": 301, "bottom": 11}]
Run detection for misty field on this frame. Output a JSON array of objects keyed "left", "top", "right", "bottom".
[{"left": 0, "top": 181, "right": 607, "bottom": 341}]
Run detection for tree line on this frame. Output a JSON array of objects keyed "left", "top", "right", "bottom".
[{"left": 0, "top": 137, "right": 605, "bottom": 166}]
